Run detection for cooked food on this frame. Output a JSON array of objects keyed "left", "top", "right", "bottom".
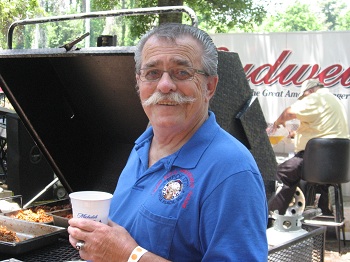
[
  {"left": 11, "top": 208, "right": 53, "bottom": 223},
  {"left": 0, "top": 225, "right": 20, "bottom": 242},
  {"left": 32, "top": 204, "right": 71, "bottom": 212}
]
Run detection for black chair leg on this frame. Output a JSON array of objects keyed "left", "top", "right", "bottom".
[
  {"left": 338, "top": 185, "right": 347, "bottom": 247},
  {"left": 342, "top": 224, "right": 346, "bottom": 247},
  {"left": 334, "top": 185, "right": 341, "bottom": 253},
  {"left": 334, "top": 184, "right": 346, "bottom": 253}
]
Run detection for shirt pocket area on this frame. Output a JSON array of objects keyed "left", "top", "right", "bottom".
[{"left": 130, "top": 204, "right": 177, "bottom": 259}]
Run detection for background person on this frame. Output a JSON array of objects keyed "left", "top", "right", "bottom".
[
  {"left": 68, "top": 23, "right": 268, "bottom": 262},
  {"left": 268, "top": 79, "right": 349, "bottom": 216}
]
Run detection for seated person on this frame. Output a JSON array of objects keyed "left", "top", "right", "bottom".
[{"left": 268, "top": 79, "right": 349, "bottom": 216}]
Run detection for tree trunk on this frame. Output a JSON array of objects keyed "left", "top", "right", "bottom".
[{"left": 158, "top": 0, "right": 184, "bottom": 24}]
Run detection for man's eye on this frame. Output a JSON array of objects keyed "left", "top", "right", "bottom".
[
  {"left": 146, "top": 69, "right": 161, "bottom": 79},
  {"left": 173, "top": 69, "right": 191, "bottom": 79}
]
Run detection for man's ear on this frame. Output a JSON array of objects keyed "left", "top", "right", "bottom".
[{"left": 206, "top": 76, "right": 219, "bottom": 101}]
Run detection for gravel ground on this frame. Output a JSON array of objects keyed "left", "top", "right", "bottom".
[
  {"left": 325, "top": 244, "right": 350, "bottom": 261},
  {"left": 325, "top": 228, "right": 350, "bottom": 261}
]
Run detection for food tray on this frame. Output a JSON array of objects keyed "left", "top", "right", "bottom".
[
  {"left": 26, "top": 198, "right": 71, "bottom": 211},
  {"left": 2, "top": 210, "right": 53, "bottom": 225},
  {"left": 0, "top": 216, "right": 66, "bottom": 255},
  {"left": 1, "top": 199, "right": 72, "bottom": 227},
  {"left": 50, "top": 208, "right": 72, "bottom": 228}
]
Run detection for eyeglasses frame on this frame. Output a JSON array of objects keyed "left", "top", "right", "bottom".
[{"left": 137, "top": 67, "right": 209, "bottom": 82}]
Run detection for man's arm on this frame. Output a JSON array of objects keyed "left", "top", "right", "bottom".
[{"left": 273, "top": 106, "right": 297, "bottom": 128}]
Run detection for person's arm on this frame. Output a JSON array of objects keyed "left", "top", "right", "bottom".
[
  {"left": 68, "top": 218, "right": 171, "bottom": 262},
  {"left": 139, "top": 251, "right": 171, "bottom": 262},
  {"left": 273, "top": 106, "right": 297, "bottom": 128}
]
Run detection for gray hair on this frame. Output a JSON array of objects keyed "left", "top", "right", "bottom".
[{"left": 134, "top": 23, "right": 218, "bottom": 76}]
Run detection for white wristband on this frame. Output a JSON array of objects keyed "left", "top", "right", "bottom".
[{"left": 127, "top": 246, "right": 148, "bottom": 262}]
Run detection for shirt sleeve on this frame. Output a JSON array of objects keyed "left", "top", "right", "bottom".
[
  {"left": 290, "top": 95, "right": 320, "bottom": 122},
  {"left": 199, "top": 170, "right": 268, "bottom": 261}
]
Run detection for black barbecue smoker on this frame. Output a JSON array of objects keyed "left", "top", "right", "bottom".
[
  {"left": 0, "top": 5, "right": 276, "bottom": 198},
  {"left": 0, "top": 6, "right": 323, "bottom": 262}
]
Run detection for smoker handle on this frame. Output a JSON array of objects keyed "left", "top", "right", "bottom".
[{"left": 7, "top": 6, "right": 198, "bottom": 49}]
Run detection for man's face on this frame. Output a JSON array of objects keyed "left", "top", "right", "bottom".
[
  {"left": 136, "top": 35, "right": 217, "bottom": 131},
  {"left": 303, "top": 88, "right": 314, "bottom": 96},
  {"left": 300, "top": 87, "right": 317, "bottom": 99}
]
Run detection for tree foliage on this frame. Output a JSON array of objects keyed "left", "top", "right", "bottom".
[
  {"left": 258, "top": 1, "right": 325, "bottom": 32},
  {"left": 0, "top": 0, "right": 44, "bottom": 49},
  {"left": 257, "top": 0, "right": 350, "bottom": 33},
  {"left": 89, "top": 0, "right": 268, "bottom": 43},
  {"left": 188, "top": 0, "right": 267, "bottom": 32},
  {"left": 336, "top": 10, "right": 350, "bottom": 31},
  {"left": 1, "top": 0, "right": 350, "bottom": 49},
  {"left": 319, "top": 0, "right": 347, "bottom": 30}
]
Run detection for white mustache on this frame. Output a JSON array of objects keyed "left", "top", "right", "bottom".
[{"left": 142, "top": 92, "right": 196, "bottom": 107}]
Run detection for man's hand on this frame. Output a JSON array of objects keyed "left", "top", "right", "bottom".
[{"left": 68, "top": 218, "right": 137, "bottom": 262}]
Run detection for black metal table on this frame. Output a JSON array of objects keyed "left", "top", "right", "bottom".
[
  {"left": 0, "top": 238, "right": 82, "bottom": 262},
  {"left": 0, "top": 225, "right": 326, "bottom": 261},
  {"left": 268, "top": 225, "right": 326, "bottom": 262}
]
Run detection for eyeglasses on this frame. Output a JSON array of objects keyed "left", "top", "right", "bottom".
[{"left": 138, "top": 67, "right": 209, "bottom": 82}]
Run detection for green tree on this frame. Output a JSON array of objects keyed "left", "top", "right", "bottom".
[
  {"left": 9, "top": 0, "right": 88, "bottom": 49},
  {"left": 258, "top": 1, "right": 325, "bottom": 32},
  {"left": 0, "top": 0, "right": 44, "bottom": 49},
  {"left": 1, "top": 0, "right": 268, "bottom": 48},
  {"left": 92, "top": 0, "right": 268, "bottom": 43},
  {"left": 335, "top": 10, "right": 350, "bottom": 30},
  {"left": 41, "top": 1, "right": 86, "bottom": 48},
  {"left": 318, "top": 0, "right": 347, "bottom": 30}
]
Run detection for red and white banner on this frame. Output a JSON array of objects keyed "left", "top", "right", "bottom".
[
  {"left": 212, "top": 31, "right": 350, "bottom": 195},
  {"left": 211, "top": 31, "right": 350, "bottom": 125}
]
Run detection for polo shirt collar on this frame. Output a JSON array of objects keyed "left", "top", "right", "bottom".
[{"left": 134, "top": 111, "right": 219, "bottom": 170}]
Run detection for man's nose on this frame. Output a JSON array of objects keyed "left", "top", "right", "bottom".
[{"left": 156, "top": 71, "right": 177, "bottom": 92}]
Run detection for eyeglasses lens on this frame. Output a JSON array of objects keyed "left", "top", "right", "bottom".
[{"left": 140, "top": 68, "right": 196, "bottom": 82}]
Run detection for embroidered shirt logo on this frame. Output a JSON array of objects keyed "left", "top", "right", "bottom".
[
  {"left": 155, "top": 170, "right": 194, "bottom": 207},
  {"left": 162, "top": 179, "right": 183, "bottom": 200}
]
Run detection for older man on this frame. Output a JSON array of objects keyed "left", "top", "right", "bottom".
[{"left": 68, "top": 23, "right": 268, "bottom": 262}]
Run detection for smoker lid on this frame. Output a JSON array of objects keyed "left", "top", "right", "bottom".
[{"left": 0, "top": 47, "right": 149, "bottom": 194}]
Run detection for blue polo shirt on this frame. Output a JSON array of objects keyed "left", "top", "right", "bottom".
[{"left": 109, "top": 111, "right": 268, "bottom": 261}]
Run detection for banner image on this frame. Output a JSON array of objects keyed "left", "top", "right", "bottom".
[
  {"left": 212, "top": 31, "right": 350, "bottom": 195},
  {"left": 211, "top": 31, "right": 350, "bottom": 124}
]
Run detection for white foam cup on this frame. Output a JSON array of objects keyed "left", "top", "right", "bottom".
[{"left": 69, "top": 191, "right": 113, "bottom": 224}]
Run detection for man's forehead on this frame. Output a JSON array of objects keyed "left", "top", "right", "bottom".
[
  {"left": 143, "top": 57, "right": 192, "bottom": 68},
  {"left": 141, "top": 36, "right": 202, "bottom": 67},
  {"left": 143, "top": 34, "right": 201, "bottom": 52}
]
